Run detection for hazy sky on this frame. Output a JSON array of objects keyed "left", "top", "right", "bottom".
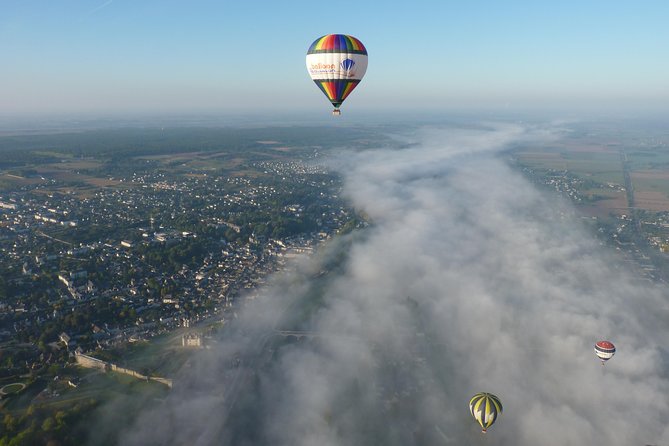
[{"left": 1, "top": 0, "right": 668, "bottom": 115}]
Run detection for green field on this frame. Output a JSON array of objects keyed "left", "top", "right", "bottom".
[
  {"left": 89, "top": 330, "right": 196, "bottom": 378},
  {"left": 627, "top": 150, "right": 669, "bottom": 170},
  {"left": 0, "top": 383, "right": 26, "bottom": 395},
  {"left": 516, "top": 151, "right": 625, "bottom": 186},
  {"left": 631, "top": 176, "right": 669, "bottom": 194},
  {"left": 514, "top": 136, "right": 669, "bottom": 215},
  {"left": 0, "top": 368, "right": 170, "bottom": 446}
]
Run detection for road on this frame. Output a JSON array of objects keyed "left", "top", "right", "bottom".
[
  {"left": 620, "top": 150, "right": 642, "bottom": 229},
  {"left": 35, "top": 229, "right": 73, "bottom": 246}
]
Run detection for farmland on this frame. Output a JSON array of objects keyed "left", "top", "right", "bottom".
[{"left": 512, "top": 122, "right": 669, "bottom": 218}]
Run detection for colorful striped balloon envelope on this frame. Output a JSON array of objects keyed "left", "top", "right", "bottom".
[{"left": 306, "top": 34, "right": 368, "bottom": 115}]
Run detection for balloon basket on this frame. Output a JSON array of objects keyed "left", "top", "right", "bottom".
[{"left": 332, "top": 109, "right": 341, "bottom": 116}]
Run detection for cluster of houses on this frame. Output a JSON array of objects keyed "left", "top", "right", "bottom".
[{"left": 0, "top": 159, "right": 351, "bottom": 364}]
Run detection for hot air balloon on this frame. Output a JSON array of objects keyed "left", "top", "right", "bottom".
[
  {"left": 595, "top": 340, "right": 616, "bottom": 364},
  {"left": 306, "top": 34, "right": 368, "bottom": 115},
  {"left": 469, "top": 392, "right": 502, "bottom": 433}
]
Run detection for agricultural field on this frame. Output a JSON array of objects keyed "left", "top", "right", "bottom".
[
  {"left": 630, "top": 170, "right": 669, "bottom": 211},
  {"left": 626, "top": 150, "right": 669, "bottom": 170},
  {"left": 513, "top": 130, "right": 669, "bottom": 216},
  {"left": 0, "top": 142, "right": 304, "bottom": 195},
  {"left": 515, "top": 150, "right": 624, "bottom": 185}
]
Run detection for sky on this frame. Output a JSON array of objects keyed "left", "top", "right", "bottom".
[
  {"left": 1, "top": 0, "right": 668, "bottom": 116},
  {"left": 105, "top": 122, "right": 669, "bottom": 446}
]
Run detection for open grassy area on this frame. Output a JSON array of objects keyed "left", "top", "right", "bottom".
[
  {"left": 1, "top": 368, "right": 169, "bottom": 446},
  {"left": 631, "top": 173, "right": 669, "bottom": 191},
  {"left": 19, "top": 369, "right": 166, "bottom": 410},
  {"left": 0, "top": 383, "right": 26, "bottom": 395},
  {"left": 558, "top": 152, "right": 624, "bottom": 185},
  {"left": 2, "top": 379, "right": 46, "bottom": 412},
  {"left": 32, "top": 151, "right": 75, "bottom": 159},
  {"left": 627, "top": 150, "right": 669, "bottom": 170},
  {"left": 0, "top": 173, "right": 42, "bottom": 191},
  {"left": 92, "top": 331, "right": 195, "bottom": 378},
  {"left": 69, "top": 369, "right": 168, "bottom": 402},
  {"left": 515, "top": 151, "right": 624, "bottom": 184}
]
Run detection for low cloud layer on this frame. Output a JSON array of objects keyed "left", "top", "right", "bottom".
[{"left": 120, "top": 122, "right": 669, "bottom": 446}]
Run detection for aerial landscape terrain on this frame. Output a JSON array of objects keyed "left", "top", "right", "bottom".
[
  {"left": 0, "top": 117, "right": 668, "bottom": 445},
  {"left": 2, "top": 0, "right": 669, "bottom": 444}
]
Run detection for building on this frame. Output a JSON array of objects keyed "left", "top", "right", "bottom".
[{"left": 182, "top": 332, "right": 203, "bottom": 348}]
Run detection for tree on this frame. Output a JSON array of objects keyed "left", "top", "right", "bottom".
[
  {"left": 3, "top": 414, "right": 17, "bottom": 434},
  {"left": 41, "top": 417, "right": 55, "bottom": 432},
  {"left": 0, "top": 276, "right": 7, "bottom": 300},
  {"left": 47, "top": 364, "right": 60, "bottom": 376},
  {"left": 7, "top": 430, "right": 35, "bottom": 446},
  {"left": 54, "top": 411, "right": 66, "bottom": 431}
]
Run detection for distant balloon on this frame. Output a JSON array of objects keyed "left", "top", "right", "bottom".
[
  {"left": 469, "top": 392, "right": 503, "bottom": 433},
  {"left": 306, "top": 34, "right": 368, "bottom": 115},
  {"left": 595, "top": 340, "right": 616, "bottom": 363}
]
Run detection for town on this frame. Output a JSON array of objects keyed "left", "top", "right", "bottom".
[
  {"left": 0, "top": 128, "right": 372, "bottom": 439},
  {"left": 1, "top": 158, "right": 361, "bottom": 349}
]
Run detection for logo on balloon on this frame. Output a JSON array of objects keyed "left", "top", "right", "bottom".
[
  {"left": 310, "top": 62, "right": 336, "bottom": 74},
  {"left": 340, "top": 59, "right": 356, "bottom": 76}
]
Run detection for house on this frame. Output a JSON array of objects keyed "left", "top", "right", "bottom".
[
  {"left": 59, "top": 332, "right": 77, "bottom": 348},
  {"left": 182, "top": 332, "right": 203, "bottom": 348}
]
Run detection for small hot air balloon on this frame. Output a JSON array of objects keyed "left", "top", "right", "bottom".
[
  {"left": 306, "top": 34, "right": 368, "bottom": 115},
  {"left": 469, "top": 392, "right": 503, "bottom": 433},
  {"left": 595, "top": 340, "right": 616, "bottom": 364}
]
